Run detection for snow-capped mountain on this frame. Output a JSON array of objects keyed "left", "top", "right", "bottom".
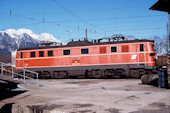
[{"left": 0, "top": 28, "right": 61, "bottom": 55}]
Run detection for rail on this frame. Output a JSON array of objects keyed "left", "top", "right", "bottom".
[{"left": 0, "top": 61, "right": 39, "bottom": 87}]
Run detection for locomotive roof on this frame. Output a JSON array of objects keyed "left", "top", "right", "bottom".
[{"left": 17, "top": 39, "right": 154, "bottom": 51}]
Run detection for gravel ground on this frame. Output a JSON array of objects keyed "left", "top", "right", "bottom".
[{"left": 0, "top": 79, "right": 170, "bottom": 113}]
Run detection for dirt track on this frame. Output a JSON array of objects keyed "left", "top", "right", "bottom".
[{"left": 0, "top": 79, "right": 170, "bottom": 113}]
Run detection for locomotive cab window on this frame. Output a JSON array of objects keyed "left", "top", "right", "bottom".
[
  {"left": 39, "top": 51, "right": 44, "bottom": 57},
  {"left": 20, "top": 52, "right": 23, "bottom": 58},
  {"left": 30, "top": 52, "right": 35, "bottom": 57},
  {"left": 63, "top": 50, "right": 70, "bottom": 55},
  {"left": 111, "top": 46, "right": 117, "bottom": 52},
  {"left": 81, "top": 48, "right": 89, "bottom": 54},
  {"left": 48, "top": 51, "right": 53, "bottom": 56},
  {"left": 140, "top": 44, "right": 144, "bottom": 51}
]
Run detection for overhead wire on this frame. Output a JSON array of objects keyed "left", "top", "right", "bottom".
[
  {"left": 52, "top": 0, "right": 114, "bottom": 34},
  {"left": 17, "top": 5, "right": 149, "bottom": 16},
  {"left": 0, "top": 9, "right": 166, "bottom": 28},
  {"left": 0, "top": 11, "right": 72, "bottom": 32},
  {"left": 88, "top": 15, "right": 167, "bottom": 21},
  {"left": 0, "top": 22, "right": 43, "bottom": 31},
  {"left": 0, "top": 2, "right": 167, "bottom": 40}
]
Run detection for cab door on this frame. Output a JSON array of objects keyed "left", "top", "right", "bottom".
[
  {"left": 17, "top": 52, "right": 24, "bottom": 68},
  {"left": 138, "top": 44, "right": 145, "bottom": 63}
]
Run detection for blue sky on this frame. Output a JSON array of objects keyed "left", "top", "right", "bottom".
[{"left": 0, "top": 0, "right": 168, "bottom": 42}]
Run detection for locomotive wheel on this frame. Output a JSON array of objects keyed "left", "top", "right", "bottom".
[
  {"left": 90, "top": 70, "right": 102, "bottom": 78},
  {"left": 139, "top": 69, "right": 145, "bottom": 78},
  {"left": 25, "top": 72, "right": 36, "bottom": 79},
  {"left": 53, "top": 71, "right": 59, "bottom": 78},
  {"left": 129, "top": 69, "right": 140, "bottom": 78},
  {"left": 104, "top": 70, "right": 109, "bottom": 78},
  {"left": 59, "top": 71, "right": 68, "bottom": 78},
  {"left": 53, "top": 71, "right": 68, "bottom": 79},
  {"left": 86, "top": 71, "right": 92, "bottom": 78},
  {"left": 114, "top": 70, "right": 122, "bottom": 78},
  {"left": 41, "top": 71, "right": 51, "bottom": 79},
  {"left": 104, "top": 69, "right": 115, "bottom": 78}
]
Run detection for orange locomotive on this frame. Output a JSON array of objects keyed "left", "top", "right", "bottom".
[{"left": 15, "top": 37, "right": 156, "bottom": 78}]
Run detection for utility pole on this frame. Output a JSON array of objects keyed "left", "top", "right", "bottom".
[
  {"left": 10, "top": 10, "right": 12, "bottom": 16},
  {"left": 149, "top": 0, "right": 170, "bottom": 85},
  {"left": 85, "top": 28, "right": 87, "bottom": 40},
  {"left": 168, "top": 14, "right": 170, "bottom": 52},
  {"left": 43, "top": 18, "right": 45, "bottom": 23},
  {"left": 167, "top": 23, "right": 169, "bottom": 54},
  {"left": 67, "top": 30, "right": 72, "bottom": 41},
  {"left": 69, "top": 31, "right": 70, "bottom": 41}
]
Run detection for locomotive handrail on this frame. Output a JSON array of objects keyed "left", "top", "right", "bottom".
[{"left": 0, "top": 61, "right": 39, "bottom": 87}]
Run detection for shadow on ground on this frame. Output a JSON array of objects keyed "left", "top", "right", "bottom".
[
  {"left": 0, "top": 78, "right": 27, "bottom": 101},
  {"left": 0, "top": 79, "right": 27, "bottom": 113},
  {"left": 0, "top": 103, "right": 14, "bottom": 113}
]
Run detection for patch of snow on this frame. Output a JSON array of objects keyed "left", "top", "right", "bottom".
[
  {"left": 3, "top": 29, "right": 17, "bottom": 38},
  {"left": 1, "top": 28, "right": 60, "bottom": 42},
  {"left": 0, "top": 45, "right": 4, "bottom": 49},
  {"left": 38, "top": 33, "right": 61, "bottom": 42}
]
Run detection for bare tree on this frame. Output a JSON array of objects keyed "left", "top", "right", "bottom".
[
  {"left": 152, "top": 36, "right": 168, "bottom": 56},
  {"left": 0, "top": 54, "right": 11, "bottom": 63}
]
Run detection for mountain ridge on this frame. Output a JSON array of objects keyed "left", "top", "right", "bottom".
[{"left": 0, "top": 28, "right": 61, "bottom": 56}]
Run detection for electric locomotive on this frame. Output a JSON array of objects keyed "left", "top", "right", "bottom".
[{"left": 15, "top": 36, "right": 156, "bottom": 78}]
